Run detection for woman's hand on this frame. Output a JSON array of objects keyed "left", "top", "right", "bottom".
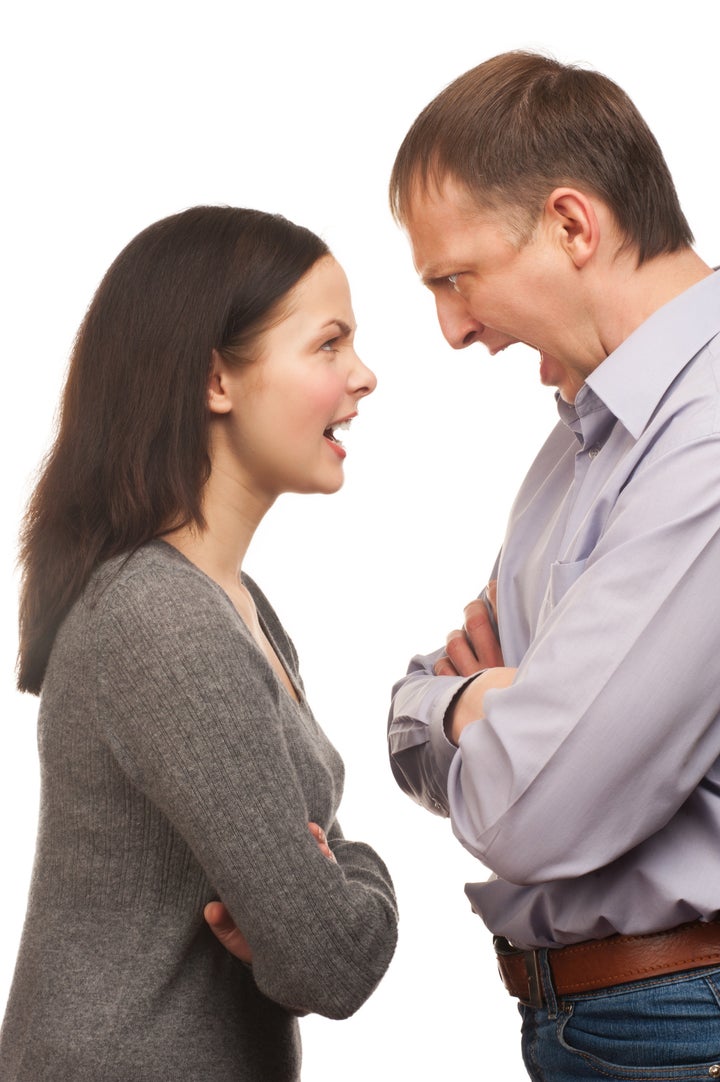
[
  {"left": 204, "top": 822, "right": 336, "bottom": 963},
  {"left": 307, "top": 821, "right": 336, "bottom": 863},
  {"left": 203, "top": 899, "right": 254, "bottom": 964}
]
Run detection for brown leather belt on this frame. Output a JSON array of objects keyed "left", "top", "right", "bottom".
[{"left": 495, "top": 919, "right": 720, "bottom": 1008}]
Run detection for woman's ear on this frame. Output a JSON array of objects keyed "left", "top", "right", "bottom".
[
  {"left": 544, "top": 187, "right": 600, "bottom": 269},
  {"left": 207, "top": 349, "right": 233, "bottom": 415}
]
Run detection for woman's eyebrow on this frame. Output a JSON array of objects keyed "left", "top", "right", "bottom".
[{"left": 321, "top": 319, "right": 353, "bottom": 336}]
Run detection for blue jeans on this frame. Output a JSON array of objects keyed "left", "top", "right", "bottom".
[{"left": 519, "top": 950, "right": 720, "bottom": 1080}]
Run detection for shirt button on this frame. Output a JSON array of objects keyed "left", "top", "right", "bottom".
[{"left": 588, "top": 445, "right": 600, "bottom": 459}]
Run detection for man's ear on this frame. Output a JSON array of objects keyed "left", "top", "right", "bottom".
[
  {"left": 544, "top": 187, "right": 600, "bottom": 269},
  {"left": 207, "top": 349, "right": 233, "bottom": 415}
]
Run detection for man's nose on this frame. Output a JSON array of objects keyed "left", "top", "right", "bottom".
[{"left": 435, "top": 292, "right": 485, "bottom": 349}]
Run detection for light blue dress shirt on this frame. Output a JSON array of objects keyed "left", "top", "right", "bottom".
[{"left": 389, "top": 270, "right": 720, "bottom": 949}]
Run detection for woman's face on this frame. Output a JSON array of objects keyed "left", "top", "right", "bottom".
[{"left": 211, "top": 256, "right": 376, "bottom": 502}]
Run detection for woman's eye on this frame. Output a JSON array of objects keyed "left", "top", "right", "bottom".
[{"left": 320, "top": 338, "right": 340, "bottom": 353}]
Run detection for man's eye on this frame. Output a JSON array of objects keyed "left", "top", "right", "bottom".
[{"left": 447, "top": 274, "right": 458, "bottom": 285}]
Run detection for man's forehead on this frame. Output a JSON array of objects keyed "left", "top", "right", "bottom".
[
  {"left": 404, "top": 173, "right": 481, "bottom": 224},
  {"left": 404, "top": 181, "right": 503, "bottom": 279}
]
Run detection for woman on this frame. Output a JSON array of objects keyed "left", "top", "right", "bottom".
[{"left": 0, "top": 207, "right": 397, "bottom": 1081}]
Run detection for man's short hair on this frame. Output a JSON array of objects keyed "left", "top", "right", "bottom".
[{"left": 390, "top": 51, "right": 693, "bottom": 264}]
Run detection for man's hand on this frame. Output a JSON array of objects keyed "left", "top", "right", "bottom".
[
  {"left": 434, "top": 583, "right": 503, "bottom": 677},
  {"left": 204, "top": 822, "right": 336, "bottom": 964},
  {"left": 446, "top": 666, "right": 517, "bottom": 745}
]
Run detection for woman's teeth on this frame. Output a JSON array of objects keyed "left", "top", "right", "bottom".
[{"left": 325, "top": 419, "right": 351, "bottom": 445}]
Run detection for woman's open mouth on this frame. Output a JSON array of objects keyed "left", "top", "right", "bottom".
[{"left": 323, "top": 418, "right": 351, "bottom": 447}]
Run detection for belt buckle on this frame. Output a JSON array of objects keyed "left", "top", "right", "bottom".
[{"left": 523, "top": 949, "right": 544, "bottom": 1009}]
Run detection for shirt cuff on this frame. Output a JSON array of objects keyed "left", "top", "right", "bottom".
[{"left": 424, "top": 673, "right": 484, "bottom": 761}]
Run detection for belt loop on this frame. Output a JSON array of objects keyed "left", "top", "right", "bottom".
[
  {"left": 538, "top": 949, "right": 558, "bottom": 1019},
  {"left": 524, "top": 949, "right": 544, "bottom": 1010}
]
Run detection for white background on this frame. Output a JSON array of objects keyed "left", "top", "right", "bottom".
[{"left": 1, "top": 2, "right": 718, "bottom": 1078}]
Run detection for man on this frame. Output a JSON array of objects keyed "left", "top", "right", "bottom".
[{"left": 387, "top": 51, "right": 720, "bottom": 1077}]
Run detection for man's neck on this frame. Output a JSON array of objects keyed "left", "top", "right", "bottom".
[
  {"left": 542, "top": 248, "right": 714, "bottom": 403},
  {"left": 593, "top": 248, "right": 713, "bottom": 361}
]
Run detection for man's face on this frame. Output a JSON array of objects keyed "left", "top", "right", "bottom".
[{"left": 404, "top": 176, "right": 586, "bottom": 402}]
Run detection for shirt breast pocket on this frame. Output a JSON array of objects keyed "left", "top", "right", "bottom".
[{"left": 542, "top": 557, "right": 589, "bottom": 618}]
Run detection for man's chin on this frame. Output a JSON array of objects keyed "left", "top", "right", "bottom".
[
  {"left": 538, "top": 350, "right": 562, "bottom": 386},
  {"left": 538, "top": 352, "right": 581, "bottom": 403}
]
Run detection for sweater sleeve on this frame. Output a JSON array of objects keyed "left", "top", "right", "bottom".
[{"left": 93, "top": 556, "right": 397, "bottom": 1020}]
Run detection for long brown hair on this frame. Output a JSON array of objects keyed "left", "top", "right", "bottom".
[
  {"left": 390, "top": 51, "right": 693, "bottom": 263},
  {"left": 18, "top": 206, "right": 330, "bottom": 694}
]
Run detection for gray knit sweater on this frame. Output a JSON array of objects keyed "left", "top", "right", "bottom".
[{"left": 0, "top": 542, "right": 397, "bottom": 1080}]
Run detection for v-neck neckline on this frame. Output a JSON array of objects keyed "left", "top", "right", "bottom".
[{"left": 150, "top": 539, "right": 305, "bottom": 707}]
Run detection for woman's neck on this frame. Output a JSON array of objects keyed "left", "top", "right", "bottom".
[
  {"left": 162, "top": 464, "right": 299, "bottom": 700},
  {"left": 163, "top": 458, "right": 275, "bottom": 597}
]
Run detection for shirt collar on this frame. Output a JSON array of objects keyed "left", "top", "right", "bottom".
[{"left": 575, "top": 270, "right": 720, "bottom": 440}]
